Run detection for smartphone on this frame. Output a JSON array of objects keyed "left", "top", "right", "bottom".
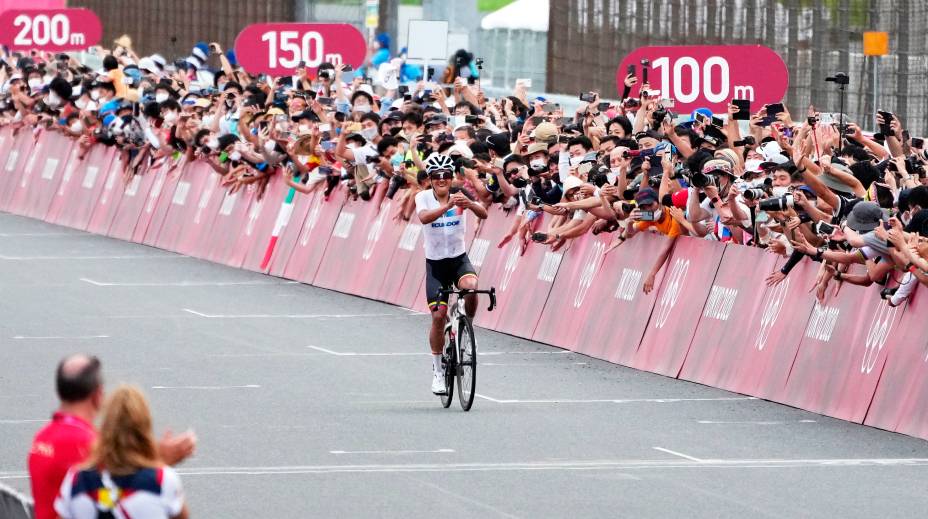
[
  {"left": 398, "top": 85, "right": 409, "bottom": 95},
  {"left": 640, "top": 59, "right": 650, "bottom": 83},
  {"left": 542, "top": 103, "right": 558, "bottom": 113},
  {"left": 694, "top": 112, "right": 710, "bottom": 125},
  {"left": 597, "top": 102, "right": 611, "bottom": 112},
  {"left": 318, "top": 123, "right": 331, "bottom": 132},
  {"left": 321, "top": 141, "right": 336, "bottom": 151},
  {"left": 341, "top": 65, "right": 353, "bottom": 73},
  {"left": 515, "top": 78, "right": 532, "bottom": 89},
  {"left": 765, "top": 103, "right": 784, "bottom": 116},
  {"left": 531, "top": 232, "right": 549, "bottom": 242},
  {"left": 878, "top": 110, "right": 894, "bottom": 136},
  {"left": 626, "top": 64, "right": 635, "bottom": 77},
  {"left": 638, "top": 210, "right": 655, "bottom": 222},
  {"left": 465, "top": 115, "right": 480, "bottom": 124},
  {"left": 467, "top": 77, "right": 477, "bottom": 85},
  {"left": 658, "top": 98, "right": 675, "bottom": 108},
  {"left": 556, "top": 116, "right": 573, "bottom": 126},
  {"left": 579, "top": 92, "right": 596, "bottom": 103},
  {"left": 912, "top": 137, "right": 924, "bottom": 149},
  {"left": 529, "top": 116, "right": 545, "bottom": 126},
  {"left": 317, "top": 97, "right": 334, "bottom": 106},
  {"left": 403, "top": 94, "right": 412, "bottom": 102},
  {"left": 732, "top": 99, "right": 751, "bottom": 120}
]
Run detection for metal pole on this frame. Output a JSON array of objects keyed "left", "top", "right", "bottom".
[{"left": 873, "top": 56, "right": 880, "bottom": 129}]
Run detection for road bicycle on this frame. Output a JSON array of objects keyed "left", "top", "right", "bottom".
[{"left": 438, "top": 286, "right": 496, "bottom": 411}]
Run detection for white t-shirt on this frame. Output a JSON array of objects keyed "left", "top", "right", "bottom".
[
  {"left": 55, "top": 466, "right": 184, "bottom": 519},
  {"left": 348, "top": 144, "right": 378, "bottom": 166},
  {"left": 415, "top": 189, "right": 467, "bottom": 260}
]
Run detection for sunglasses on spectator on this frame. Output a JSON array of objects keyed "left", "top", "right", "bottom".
[
  {"left": 505, "top": 168, "right": 522, "bottom": 175},
  {"left": 430, "top": 171, "right": 453, "bottom": 180}
]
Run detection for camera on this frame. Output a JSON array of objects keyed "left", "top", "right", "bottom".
[
  {"left": 386, "top": 174, "right": 407, "bottom": 199},
  {"left": 732, "top": 136, "right": 755, "bottom": 147},
  {"left": 691, "top": 171, "right": 714, "bottom": 189},
  {"left": 475, "top": 57, "right": 484, "bottom": 69},
  {"left": 742, "top": 188, "right": 767, "bottom": 201},
  {"left": 453, "top": 156, "right": 475, "bottom": 173},
  {"left": 579, "top": 92, "right": 596, "bottom": 103},
  {"left": 620, "top": 202, "right": 635, "bottom": 214},
  {"left": 758, "top": 195, "right": 795, "bottom": 211},
  {"left": 825, "top": 72, "right": 849, "bottom": 86},
  {"left": 365, "top": 154, "right": 382, "bottom": 164},
  {"left": 465, "top": 115, "right": 481, "bottom": 124},
  {"left": 587, "top": 165, "right": 610, "bottom": 187}
]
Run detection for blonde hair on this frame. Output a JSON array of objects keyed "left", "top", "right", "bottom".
[{"left": 85, "top": 385, "right": 161, "bottom": 475}]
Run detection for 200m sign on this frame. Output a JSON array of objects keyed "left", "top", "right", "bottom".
[
  {"left": 617, "top": 45, "right": 789, "bottom": 115},
  {"left": 234, "top": 23, "right": 366, "bottom": 76},
  {"left": 0, "top": 9, "right": 102, "bottom": 51}
]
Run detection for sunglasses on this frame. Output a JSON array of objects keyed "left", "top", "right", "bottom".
[
  {"left": 430, "top": 171, "right": 453, "bottom": 180},
  {"left": 505, "top": 168, "right": 521, "bottom": 175}
]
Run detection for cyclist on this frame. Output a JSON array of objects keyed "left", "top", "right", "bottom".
[{"left": 415, "top": 154, "right": 488, "bottom": 394}]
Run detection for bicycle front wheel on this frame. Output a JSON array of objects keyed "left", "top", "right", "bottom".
[
  {"left": 440, "top": 332, "right": 455, "bottom": 408},
  {"left": 456, "top": 316, "right": 477, "bottom": 411}
]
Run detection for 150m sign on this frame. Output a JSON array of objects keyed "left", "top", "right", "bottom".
[
  {"left": 616, "top": 45, "right": 789, "bottom": 115},
  {"left": 234, "top": 23, "right": 366, "bottom": 76}
]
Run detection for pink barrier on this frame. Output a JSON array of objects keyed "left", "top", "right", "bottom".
[
  {"left": 267, "top": 187, "right": 323, "bottom": 277},
  {"left": 140, "top": 162, "right": 184, "bottom": 246},
  {"left": 7, "top": 130, "right": 928, "bottom": 441},
  {"left": 677, "top": 245, "right": 781, "bottom": 389},
  {"left": 86, "top": 154, "right": 128, "bottom": 234},
  {"left": 782, "top": 268, "right": 906, "bottom": 423},
  {"left": 106, "top": 169, "right": 158, "bottom": 241},
  {"left": 630, "top": 237, "right": 726, "bottom": 377},
  {"left": 531, "top": 232, "right": 610, "bottom": 348},
  {"left": 573, "top": 233, "right": 671, "bottom": 364},
  {"left": 279, "top": 187, "right": 345, "bottom": 284},
  {"left": 0, "top": 130, "right": 36, "bottom": 210},
  {"left": 865, "top": 288, "right": 928, "bottom": 437},
  {"left": 48, "top": 146, "right": 114, "bottom": 230}
]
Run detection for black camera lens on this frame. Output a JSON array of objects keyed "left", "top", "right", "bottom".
[
  {"left": 386, "top": 174, "right": 407, "bottom": 199},
  {"left": 691, "top": 172, "right": 713, "bottom": 189}
]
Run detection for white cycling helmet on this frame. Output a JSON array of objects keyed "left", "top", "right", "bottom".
[{"left": 424, "top": 153, "right": 455, "bottom": 174}]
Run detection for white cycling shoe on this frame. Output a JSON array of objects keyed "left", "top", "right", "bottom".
[{"left": 431, "top": 372, "right": 448, "bottom": 395}]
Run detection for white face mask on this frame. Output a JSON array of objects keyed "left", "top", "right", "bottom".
[
  {"left": 45, "top": 92, "right": 61, "bottom": 108},
  {"left": 771, "top": 186, "right": 789, "bottom": 197},
  {"left": 28, "top": 78, "right": 42, "bottom": 90},
  {"left": 70, "top": 121, "right": 83, "bottom": 133},
  {"left": 206, "top": 137, "right": 219, "bottom": 150},
  {"left": 229, "top": 150, "right": 242, "bottom": 161},
  {"left": 90, "top": 90, "right": 100, "bottom": 101},
  {"left": 75, "top": 98, "right": 87, "bottom": 110},
  {"left": 653, "top": 208, "right": 664, "bottom": 221},
  {"left": 361, "top": 127, "right": 378, "bottom": 141},
  {"left": 263, "top": 140, "right": 277, "bottom": 153},
  {"left": 455, "top": 139, "right": 469, "bottom": 148},
  {"left": 569, "top": 155, "right": 583, "bottom": 167},
  {"left": 155, "top": 92, "right": 169, "bottom": 103},
  {"left": 530, "top": 159, "right": 547, "bottom": 171},
  {"left": 354, "top": 103, "right": 371, "bottom": 113},
  {"left": 163, "top": 112, "right": 178, "bottom": 124},
  {"left": 43, "top": 74, "right": 54, "bottom": 84}
]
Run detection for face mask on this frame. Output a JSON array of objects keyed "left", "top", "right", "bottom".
[
  {"left": 569, "top": 155, "right": 583, "bottom": 167},
  {"left": 28, "top": 78, "right": 42, "bottom": 90},
  {"left": 45, "top": 92, "right": 61, "bottom": 108},
  {"left": 361, "top": 127, "right": 378, "bottom": 141},
  {"left": 201, "top": 114, "right": 215, "bottom": 127},
  {"left": 217, "top": 82, "right": 227, "bottom": 92},
  {"left": 653, "top": 208, "right": 664, "bottom": 221},
  {"left": 229, "top": 151, "right": 242, "bottom": 161},
  {"left": 163, "top": 112, "right": 178, "bottom": 124},
  {"left": 70, "top": 121, "right": 83, "bottom": 133},
  {"left": 455, "top": 139, "right": 469, "bottom": 148},
  {"left": 512, "top": 177, "right": 528, "bottom": 188},
  {"left": 264, "top": 140, "right": 278, "bottom": 153},
  {"left": 207, "top": 137, "right": 219, "bottom": 150},
  {"left": 530, "top": 159, "right": 547, "bottom": 172},
  {"left": 155, "top": 92, "right": 169, "bottom": 103},
  {"left": 43, "top": 74, "right": 54, "bottom": 83},
  {"left": 354, "top": 103, "right": 371, "bottom": 113},
  {"left": 90, "top": 90, "right": 100, "bottom": 101},
  {"left": 771, "top": 186, "right": 789, "bottom": 197}
]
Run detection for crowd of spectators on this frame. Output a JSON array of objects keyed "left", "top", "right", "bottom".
[{"left": 1, "top": 33, "right": 928, "bottom": 308}]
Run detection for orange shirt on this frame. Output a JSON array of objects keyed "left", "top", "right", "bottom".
[{"left": 634, "top": 211, "right": 682, "bottom": 238}]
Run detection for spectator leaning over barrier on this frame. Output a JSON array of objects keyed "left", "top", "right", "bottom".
[
  {"left": 54, "top": 385, "right": 189, "bottom": 519},
  {"left": 28, "top": 355, "right": 196, "bottom": 519}
]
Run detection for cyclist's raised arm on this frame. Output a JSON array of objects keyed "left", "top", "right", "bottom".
[{"left": 416, "top": 190, "right": 452, "bottom": 225}]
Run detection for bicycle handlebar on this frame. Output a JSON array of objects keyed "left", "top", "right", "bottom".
[{"left": 439, "top": 287, "right": 497, "bottom": 312}]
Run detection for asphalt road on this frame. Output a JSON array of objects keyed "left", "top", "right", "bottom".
[{"left": 1, "top": 211, "right": 927, "bottom": 518}]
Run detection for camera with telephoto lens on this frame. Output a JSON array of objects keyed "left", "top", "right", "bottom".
[
  {"left": 587, "top": 165, "right": 610, "bottom": 187},
  {"left": 691, "top": 171, "right": 714, "bottom": 189},
  {"left": 758, "top": 195, "right": 795, "bottom": 211},
  {"left": 742, "top": 188, "right": 767, "bottom": 201},
  {"left": 386, "top": 174, "right": 407, "bottom": 199}
]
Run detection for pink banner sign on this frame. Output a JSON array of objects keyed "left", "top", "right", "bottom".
[{"left": 234, "top": 23, "right": 367, "bottom": 76}]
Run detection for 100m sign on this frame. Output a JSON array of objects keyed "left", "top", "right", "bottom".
[{"left": 235, "top": 23, "right": 367, "bottom": 76}]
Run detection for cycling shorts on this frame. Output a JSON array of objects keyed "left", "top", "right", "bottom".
[{"left": 425, "top": 253, "right": 477, "bottom": 312}]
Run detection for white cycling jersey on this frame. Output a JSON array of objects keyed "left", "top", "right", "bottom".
[{"left": 415, "top": 189, "right": 467, "bottom": 260}]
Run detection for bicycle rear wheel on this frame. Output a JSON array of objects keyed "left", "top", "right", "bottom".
[
  {"left": 456, "top": 316, "right": 477, "bottom": 411},
  {"left": 440, "top": 331, "right": 455, "bottom": 408}
]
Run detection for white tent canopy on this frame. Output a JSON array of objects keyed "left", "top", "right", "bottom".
[{"left": 480, "top": 0, "right": 549, "bottom": 32}]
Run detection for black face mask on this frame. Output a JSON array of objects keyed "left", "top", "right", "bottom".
[{"left": 511, "top": 177, "right": 528, "bottom": 188}]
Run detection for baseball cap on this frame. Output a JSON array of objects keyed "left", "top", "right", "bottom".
[
  {"left": 531, "top": 121, "right": 557, "bottom": 144},
  {"left": 635, "top": 187, "right": 659, "bottom": 205},
  {"left": 525, "top": 142, "right": 549, "bottom": 156},
  {"left": 846, "top": 201, "right": 887, "bottom": 233}
]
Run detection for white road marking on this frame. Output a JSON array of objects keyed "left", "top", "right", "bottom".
[
  {"left": 81, "top": 278, "right": 286, "bottom": 287},
  {"left": 307, "top": 346, "right": 571, "bottom": 357},
  {"left": 697, "top": 420, "right": 817, "bottom": 425},
  {"left": 184, "top": 309, "right": 400, "bottom": 319},
  {"left": 653, "top": 447, "right": 704, "bottom": 462},
  {"left": 482, "top": 362, "right": 589, "bottom": 366},
  {"left": 12, "top": 335, "right": 109, "bottom": 340},
  {"left": 151, "top": 385, "right": 261, "bottom": 390},
  {"left": 0, "top": 254, "right": 184, "bottom": 260},
  {"left": 0, "top": 419, "right": 46, "bottom": 424},
  {"left": 330, "top": 449, "right": 455, "bottom": 455},
  {"left": 475, "top": 394, "right": 757, "bottom": 404},
  {"left": 3, "top": 457, "right": 925, "bottom": 480}
]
